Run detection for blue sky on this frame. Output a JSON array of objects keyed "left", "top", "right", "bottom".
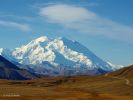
[{"left": 0, "top": 0, "right": 133, "bottom": 66}]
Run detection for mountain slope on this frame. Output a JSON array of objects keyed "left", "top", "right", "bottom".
[
  {"left": 110, "top": 65, "right": 133, "bottom": 78},
  {"left": 0, "top": 55, "right": 39, "bottom": 80},
  {"left": 0, "top": 36, "right": 120, "bottom": 75}
]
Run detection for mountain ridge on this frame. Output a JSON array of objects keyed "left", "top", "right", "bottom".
[{"left": 0, "top": 36, "right": 123, "bottom": 76}]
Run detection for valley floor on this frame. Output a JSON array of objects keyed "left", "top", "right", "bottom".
[{"left": 0, "top": 75, "right": 133, "bottom": 100}]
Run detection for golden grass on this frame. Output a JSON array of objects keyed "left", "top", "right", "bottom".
[{"left": 0, "top": 75, "right": 133, "bottom": 100}]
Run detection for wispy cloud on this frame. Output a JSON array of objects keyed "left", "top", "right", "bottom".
[
  {"left": 39, "top": 4, "right": 133, "bottom": 43},
  {"left": 0, "top": 20, "right": 31, "bottom": 32},
  {"left": 0, "top": 12, "right": 36, "bottom": 22}
]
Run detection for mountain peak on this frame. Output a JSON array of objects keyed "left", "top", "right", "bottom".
[
  {"left": 33, "top": 36, "right": 49, "bottom": 43},
  {"left": 0, "top": 35, "right": 120, "bottom": 75}
]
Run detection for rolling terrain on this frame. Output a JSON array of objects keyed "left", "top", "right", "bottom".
[{"left": 0, "top": 65, "right": 133, "bottom": 100}]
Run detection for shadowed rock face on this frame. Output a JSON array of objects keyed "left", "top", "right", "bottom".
[{"left": 0, "top": 55, "right": 39, "bottom": 80}]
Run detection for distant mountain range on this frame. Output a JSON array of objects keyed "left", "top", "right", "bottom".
[
  {"left": 0, "top": 36, "right": 123, "bottom": 76},
  {"left": 0, "top": 55, "right": 39, "bottom": 80}
]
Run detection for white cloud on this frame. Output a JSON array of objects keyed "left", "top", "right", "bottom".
[
  {"left": 39, "top": 4, "right": 96, "bottom": 23},
  {"left": 39, "top": 4, "right": 133, "bottom": 43},
  {"left": 0, "top": 20, "right": 31, "bottom": 32}
]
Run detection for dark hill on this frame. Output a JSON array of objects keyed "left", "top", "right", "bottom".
[{"left": 0, "top": 55, "right": 39, "bottom": 80}]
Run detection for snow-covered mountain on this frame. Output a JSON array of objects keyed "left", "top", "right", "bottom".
[{"left": 0, "top": 36, "right": 120, "bottom": 76}]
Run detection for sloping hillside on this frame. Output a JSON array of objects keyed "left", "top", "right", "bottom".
[
  {"left": 0, "top": 55, "right": 39, "bottom": 80},
  {"left": 110, "top": 65, "right": 133, "bottom": 78}
]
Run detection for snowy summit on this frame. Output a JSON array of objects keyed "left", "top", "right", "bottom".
[{"left": 0, "top": 36, "right": 122, "bottom": 76}]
